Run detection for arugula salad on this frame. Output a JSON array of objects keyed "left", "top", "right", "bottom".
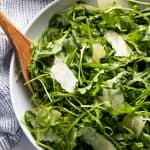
[{"left": 24, "top": 1, "right": 150, "bottom": 150}]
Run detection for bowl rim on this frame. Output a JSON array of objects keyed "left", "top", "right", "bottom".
[
  {"left": 9, "top": 0, "right": 61, "bottom": 149},
  {"left": 9, "top": 1, "right": 148, "bottom": 149}
]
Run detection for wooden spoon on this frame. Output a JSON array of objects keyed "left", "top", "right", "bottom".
[{"left": 0, "top": 11, "right": 33, "bottom": 93}]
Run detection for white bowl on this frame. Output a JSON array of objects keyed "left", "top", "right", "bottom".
[
  {"left": 9, "top": 0, "right": 147, "bottom": 149},
  {"left": 9, "top": 0, "right": 97, "bottom": 149}
]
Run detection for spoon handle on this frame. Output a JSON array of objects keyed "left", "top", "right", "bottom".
[{"left": 0, "top": 11, "right": 33, "bottom": 92}]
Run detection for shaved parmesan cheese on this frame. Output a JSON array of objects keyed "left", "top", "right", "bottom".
[
  {"left": 97, "top": 0, "right": 130, "bottom": 9},
  {"left": 123, "top": 116, "right": 146, "bottom": 137},
  {"left": 55, "top": 53, "right": 65, "bottom": 63},
  {"left": 102, "top": 88, "right": 124, "bottom": 109},
  {"left": 40, "top": 128, "right": 58, "bottom": 142},
  {"left": 51, "top": 62, "right": 78, "bottom": 92},
  {"left": 80, "top": 127, "right": 116, "bottom": 150},
  {"left": 93, "top": 43, "right": 106, "bottom": 62},
  {"left": 105, "top": 31, "right": 132, "bottom": 57},
  {"left": 85, "top": 0, "right": 98, "bottom": 6},
  {"left": 105, "top": 78, "right": 118, "bottom": 88}
]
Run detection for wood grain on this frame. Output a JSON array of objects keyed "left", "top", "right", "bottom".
[{"left": 0, "top": 11, "right": 33, "bottom": 93}]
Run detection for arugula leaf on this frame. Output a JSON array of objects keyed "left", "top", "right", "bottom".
[{"left": 25, "top": 2, "right": 150, "bottom": 150}]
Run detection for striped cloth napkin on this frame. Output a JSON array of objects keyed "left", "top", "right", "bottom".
[{"left": 0, "top": 1, "right": 52, "bottom": 149}]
